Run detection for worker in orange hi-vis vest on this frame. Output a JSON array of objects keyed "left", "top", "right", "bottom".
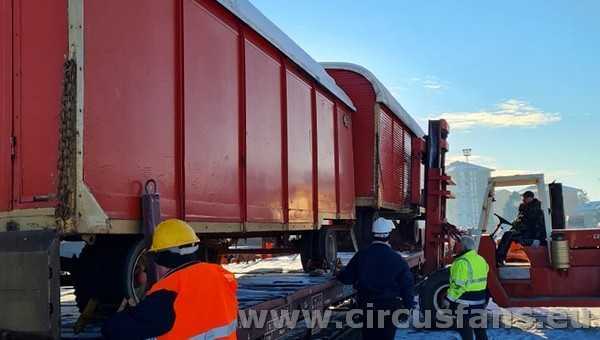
[{"left": 102, "top": 219, "right": 238, "bottom": 340}]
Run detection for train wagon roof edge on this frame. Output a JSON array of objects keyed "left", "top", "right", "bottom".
[
  {"left": 217, "top": 0, "right": 355, "bottom": 111},
  {"left": 321, "top": 62, "right": 426, "bottom": 137}
]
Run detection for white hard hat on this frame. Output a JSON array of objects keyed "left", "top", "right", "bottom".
[{"left": 372, "top": 217, "right": 394, "bottom": 236}]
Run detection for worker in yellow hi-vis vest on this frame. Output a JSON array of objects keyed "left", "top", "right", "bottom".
[{"left": 446, "top": 236, "right": 489, "bottom": 340}]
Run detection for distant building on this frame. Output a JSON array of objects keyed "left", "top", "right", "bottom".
[
  {"left": 569, "top": 201, "right": 600, "bottom": 228},
  {"left": 447, "top": 161, "right": 494, "bottom": 229}
]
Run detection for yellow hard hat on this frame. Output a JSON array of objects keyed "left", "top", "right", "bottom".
[{"left": 149, "top": 219, "right": 200, "bottom": 253}]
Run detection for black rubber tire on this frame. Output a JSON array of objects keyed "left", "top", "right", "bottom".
[
  {"left": 418, "top": 268, "right": 451, "bottom": 328},
  {"left": 123, "top": 238, "right": 151, "bottom": 304},
  {"left": 316, "top": 229, "right": 337, "bottom": 270},
  {"left": 300, "top": 232, "right": 315, "bottom": 272},
  {"left": 73, "top": 237, "right": 144, "bottom": 312},
  {"left": 300, "top": 229, "right": 338, "bottom": 272}
]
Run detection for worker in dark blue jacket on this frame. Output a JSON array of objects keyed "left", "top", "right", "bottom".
[{"left": 337, "top": 217, "right": 415, "bottom": 340}]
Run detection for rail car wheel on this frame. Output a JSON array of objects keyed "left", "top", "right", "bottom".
[
  {"left": 73, "top": 237, "right": 149, "bottom": 312},
  {"left": 124, "top": 239, "right": 152, "bottom": 304},
  {"left": 300, "top": 229, "right": 338, "bottom": 272},
  {"left": 418, "top": 268, "right": 452, "bottom": 328}
]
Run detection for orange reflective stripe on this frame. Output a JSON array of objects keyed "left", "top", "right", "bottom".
[{"left": 190, "top": 319, "right": 237, "bottom": 339}]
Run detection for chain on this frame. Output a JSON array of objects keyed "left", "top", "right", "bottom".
[{"left": 55, "top": 59, "right": 77, "bottom": 232}]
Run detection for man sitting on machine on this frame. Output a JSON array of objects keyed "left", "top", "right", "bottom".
[{"left": 496, "top": 191, "right": 547, "bottom": 264}]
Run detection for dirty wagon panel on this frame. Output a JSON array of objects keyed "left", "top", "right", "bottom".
[
  {"left": 12, "top": 0, "right": 66, "bottom": 208},
  {"left": 285, "top": 70, "right": 314, "bottom": 224},
  {"left": 337, "top": 106, "right": 355, "bottom": 218},
  {"left": 0, "top": 0, "right": 11, "bottom": 212},
  {"left": 183, "top": 0, "right": 241, "bottom": 222},
  {"left": 244, "top": 36, "right": 284, "bottom": 223},
  {"left": 316, "top": 92, "right": 337, "bottom": 215},
  {"left": 83, "top": 0, "right": 178, "bottom": 220}
]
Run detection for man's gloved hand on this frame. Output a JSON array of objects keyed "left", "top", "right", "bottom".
[{"left": 532, "top": 239, "right": 541, "bottom": 247}]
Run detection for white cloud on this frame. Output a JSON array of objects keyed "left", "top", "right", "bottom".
[
  {"left": 388, "top": 85, "right": 408, "bottom": 98},
  {"left": 447, "top": 154, "right": 498, "bottom": 169},
  {"left": 434, "top": 99, "right": 561, "bottom": 130},
  {"left": 422, "top": 79, "right": 444, "bottom": 90},
  {"left": 406, "top": 76, "right": 447, "bottom": 91}
]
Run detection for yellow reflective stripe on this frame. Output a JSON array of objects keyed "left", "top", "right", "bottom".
[
  {"left": 452, "top": 279, "right": 467, "bottom": 286},
  {"left": 462, "top": 257, "right": 486, "bottom": 284},
  {"left": 452, "top": 256, "right": 486, "bottom": 287},
  {"left": 190, "top": 319, "right": 237, "bottom": 340}
]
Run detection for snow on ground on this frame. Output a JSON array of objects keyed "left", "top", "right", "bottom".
[
  {"left": 225, "top": 255, "right": 600, "bottom": 339},
  {"left": 61, "top": 254, "right": 600, "bottom": 339}
]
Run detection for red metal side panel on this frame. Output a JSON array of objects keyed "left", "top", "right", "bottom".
[
  {"left": 378, "top": 110, "right": 395, "bottom": 205},
  {"left": 183, "top": 0, "right": 240, "bottom": 222},
  {"left": 84, "top": 0, "right": 177, "bottom": 219},
  {"left": 324, "top": 70, "right": 376, "bottom": 199},
  {"left": 392, "top": 120, "right": 405, "bottom": 205},
  {"left": 336, "top": 106, "right": 355, "bottom": 217},
  {"left": 0, "top": 0, "right": 11, "bottom": 212},
  {"left": 403, "top": 127, "right": 413, "bottom": 204},
  {"left": 410, "top": 137, "right": 424, "bottom": 205},
  {"left": 316, "top": 92, "right": 336, "bottom": 214},
  {"left": 285, "top": 70, "right": 313, "bottom": 223},
  {"left": 12, "top": 0, "right": 66, "bottom": 208},
  {"left": 244, "top": 38, "right": 283, "bottom": 223}
]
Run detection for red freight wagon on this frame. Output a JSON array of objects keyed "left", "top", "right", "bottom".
[
  {"left": 323, "top": 63, "right": 426, "bottom": 248},
  {"left": 0, "top": 0, "right": 356, "bottom": 315}
]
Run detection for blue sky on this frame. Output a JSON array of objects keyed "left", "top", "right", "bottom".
[{"left": 250, "top": 0, "right": 600, "bottom": 200}]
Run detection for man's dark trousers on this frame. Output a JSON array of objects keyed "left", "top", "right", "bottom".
[{"left": 450, "top": 302, "right": 488, "bottom": 340}]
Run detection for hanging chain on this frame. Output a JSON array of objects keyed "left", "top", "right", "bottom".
[{"left": 56, "top": 59, "right": 77, "bottom": 232}]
